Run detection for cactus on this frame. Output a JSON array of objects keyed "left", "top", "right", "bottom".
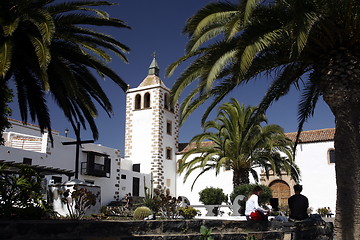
[{"left": 133, "top": 206, "right": 152, "bottom": 219}]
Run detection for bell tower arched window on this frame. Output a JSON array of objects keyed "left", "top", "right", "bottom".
[
  {"left": 144, "top": 92, "right": 151, "bottom": 108},
  {"left": 135, "top": 94, "right": 141, "bottom": 110}
]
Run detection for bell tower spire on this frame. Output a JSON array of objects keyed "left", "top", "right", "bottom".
[{"left": 148, "top": 52, "right": 159, "bottom": 76}]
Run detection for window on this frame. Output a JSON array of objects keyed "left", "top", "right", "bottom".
[
  {"left": 82, "top": 152, "right": 110, "bottom": 178},
  {"left": 166, "top": 147, "right": 172, "bottom": 160},
  {"left": 164, "top": 93, "right": 170, "bottom": 110},
  {"left": 166, "top": 121, "right": 172, "bottom": 135},
  {"left": 23, "top": 158, "right": 32, "bottom": 165},
  {"left": 133, "top": 164, "right": 140, "bottom": 172},
  {"left": 52, "top": 176, "right": 62, "bottom": 184},
  {"left": 121, "top": 174, "right": 127, "bottom": 179},
  {"left": 144, "top": 92, "right": 151, "bottom": 108},
  {"left": 135, "top": 94, "right": 141, "bottom": 110},
  {"left": 104, "top": 157, "right": 111, "bottom": 178},
  {"left": 328, "top": 149, "right": 336, "bottom": 164}
]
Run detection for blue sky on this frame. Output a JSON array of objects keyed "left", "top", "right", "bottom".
[{"left": 8, "top": 0, "right": 335, "bottom": 154}]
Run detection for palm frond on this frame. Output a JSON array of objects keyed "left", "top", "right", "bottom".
[{"left": 0, "top": 40, "right": 12, "bottom": 79}]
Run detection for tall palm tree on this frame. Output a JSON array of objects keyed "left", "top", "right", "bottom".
[
  {"left": 179, "top": 98, "right": 299, "bottom": 190},
  {"left": 0, "top": 0, "right": 130, "bottom": 141},
  {"left": 167, "top": 0, "right": 360, "bottom": 238}
]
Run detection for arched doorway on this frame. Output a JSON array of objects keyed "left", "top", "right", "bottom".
[{"left": 269, "top": 180, "right": 291, "bottom": 207}]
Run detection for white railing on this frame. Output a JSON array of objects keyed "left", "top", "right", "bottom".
[
  {"left": 190, "top": 195, "right": 245, "bottom": 217},
  {"left": 5, "top": 132, "right": 43, "bottom": 153}
]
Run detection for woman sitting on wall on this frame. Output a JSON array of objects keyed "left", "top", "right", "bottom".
[{"left": 245, "top": 186, "right": 268, "bottom": 221}]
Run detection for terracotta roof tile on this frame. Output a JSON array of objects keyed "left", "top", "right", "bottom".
[
  {"left": 285, "top": 128, "right": 335, "bottom": 143},
  {"left": 138, "top": 75, "right": 167, "bottom": 88}
]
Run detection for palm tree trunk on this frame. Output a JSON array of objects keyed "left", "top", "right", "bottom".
[
  {"left": 319, "top": 49, "right": 360, "bottom": 240},
  {"left": 331, "top": 106, "right": 360, "bottom": 240},
  {"left": 233, "top": 168, "right": 250, "bottom": 187}
]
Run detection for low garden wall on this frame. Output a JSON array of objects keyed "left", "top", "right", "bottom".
[{"left": 0, "top": 219, "right": 333, "bottom": 240}]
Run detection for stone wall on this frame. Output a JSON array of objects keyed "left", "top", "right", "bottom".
[{"left": 0, "top": 219, "right": 333, "bottom": 240}]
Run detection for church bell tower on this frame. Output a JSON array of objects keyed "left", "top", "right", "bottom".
[{"left": 124, "top": 56, "right": 179, "bottom": 194}]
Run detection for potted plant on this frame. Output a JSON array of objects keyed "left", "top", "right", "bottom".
[{"left": 199, "top": 187, "right": 227, "bottom": 216}]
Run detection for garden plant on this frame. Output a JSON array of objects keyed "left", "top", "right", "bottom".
[
  {"left": 0, "top": 164, "right": 54, "bottom": 219},
  {"left": 61, "top": 185, "right": 98, "bottom": 220}
]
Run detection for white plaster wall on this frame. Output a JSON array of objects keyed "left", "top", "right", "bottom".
[
  {"left": 118, "top": 169, "right": 150, "bottom": 199},
  {"left": 1, "top": 135, "right": 74, "bottom": 173},
  {"left": 162, "top": 109, "right": 178, "bottom": 195},
  {"left": 129, "top": 107, "right": 153, "bottom": 172},
  {"left": 121, "top": 158, "right": 134, "bottom": 171},
  {"left": 175, "top": 153, "right": 234, "bottom": 205},
  {"left": 294, "top": 141, "right": 336, "bottom": 213},
  {"left": 49, "top": 182, "right": 101, "bottom": 217}
]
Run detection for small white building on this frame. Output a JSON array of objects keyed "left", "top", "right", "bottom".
[{"left": 0, "top": 118, "right": 150, "bottom": 206}]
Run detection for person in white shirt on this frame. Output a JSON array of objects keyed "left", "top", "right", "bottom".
[{"left": 245, "top": 186, "right": 268, "bottom": 220}]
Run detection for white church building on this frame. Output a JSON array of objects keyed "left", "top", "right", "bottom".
[{"left": 0, "top": 57, "right": 336, "bottom": 214}]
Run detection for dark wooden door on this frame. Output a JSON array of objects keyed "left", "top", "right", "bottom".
[
  {"left": 132, "top": 177, "right": 140, "bottom": 197},
  {"left": 270, "top": 180, "right": 290, "bottom": 207}
]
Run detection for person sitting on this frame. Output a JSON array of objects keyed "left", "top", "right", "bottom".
[
  {"left": 326, "top": 207, "right": 333, "bottom": 218},
  {"left": 122, "top": 194, "right": 128, "bottom": 204},
  {"left": 288, "top": 184, "right": 309, "bottom": 221},
  {"left": 245, "top": 186, "right": 268, "bottom": 221},
  {"left": 125, "top": 193, "right": 133, "bottom": 209}
]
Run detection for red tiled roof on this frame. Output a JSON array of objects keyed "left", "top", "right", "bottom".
[
  {"left": 285, "top": 128, "right": 335, "bottom": 143},
  {"left": 7, "top": 118, "right": 60, "bottom": 134},
  {"left": 178, "top": 141, "right": 214, "bottom": 154},
  {"left": 177, "top": 128, "right": 335, "bottom": 154}
]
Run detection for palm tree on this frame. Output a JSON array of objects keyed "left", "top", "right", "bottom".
[
  {"left": 167, "top": 0, "right": 360, "bottom": 238},
  {"left": 178, "top": 98, "right": 299, "bottom": 190},
  {"left": 0, "top": 0, "right": 130, "bottom": 141}
]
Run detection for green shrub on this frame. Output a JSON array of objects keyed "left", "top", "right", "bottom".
[
  {"left": 133, "top": 206, "right": 152, "bottom": 219},
  {"left": 317, "top": 207, "right": 329, "bottom": 217},
  {"left": 0, "top": 164, "right": 54, "bottom": 219},
  {"left": 230, "top": 184, "right": 272, "bottom": 205},
  {"left": 199, "top": 187, "right": 227, "bottom": 205},
  {"left": 178, "top": 206, "right": 198, "bottom": 219}
]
